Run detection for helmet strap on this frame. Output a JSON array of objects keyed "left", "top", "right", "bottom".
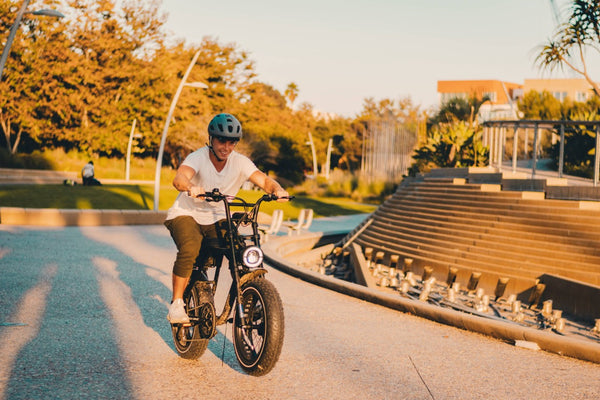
[{"left": 207, "top": 138, "right": 224, "bottom": 162}]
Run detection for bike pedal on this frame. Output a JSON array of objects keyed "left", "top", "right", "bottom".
[{"left": 170, "top": 322, "right": 192, "bottom": 327}]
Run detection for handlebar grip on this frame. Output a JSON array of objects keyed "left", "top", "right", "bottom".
[
  {"left": 192, "top": 189, "right": 223, "bottom": 201},
  {"left": 263, "top": 194, "right": 294, "bottom": 201}
]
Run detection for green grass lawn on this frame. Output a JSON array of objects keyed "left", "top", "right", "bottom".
[{"left": 0, "top": 184, "right": 377, "bottom": 219}]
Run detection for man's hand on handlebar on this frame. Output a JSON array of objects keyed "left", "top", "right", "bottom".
[
  {"left": 187, "top": 185, "right": 205, "bottom": 199},
  {"left": 274, "top": 189, "right": 290, "bottom": 202}
]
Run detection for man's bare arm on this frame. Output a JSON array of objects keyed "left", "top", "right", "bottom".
[
  {"left": 173, "top": 165, "right": 204, "bottom": 197},
  {"left": 249, "top": 170, "right": 288, "bottom": 198}
]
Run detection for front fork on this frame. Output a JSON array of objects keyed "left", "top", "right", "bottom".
[{"left": 234, "top": 268, "right": 267, "bottom": 350}]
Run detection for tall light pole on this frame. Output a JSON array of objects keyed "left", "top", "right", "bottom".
[
  {"left": 0, "top": 0, "right": 64, "bottom": 81},
  {"left": 324, "top": 138, "right": 333, "bottom": 180},
  {"left": 153, "top": 50, "right": 207, "bottom": 211},
  {"left": 306, "top": 131, "right": 318, "bottom": 179},
  {"left": 126, "top": 118, "right": 139, "bottom": 181}
]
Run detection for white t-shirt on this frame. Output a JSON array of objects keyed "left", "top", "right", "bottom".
[
  {"left": 165, "top": 146, "right": 258, "bottom": 224},
  {"left": 82, "top": 163, "right": 94, "bottom": 178}
]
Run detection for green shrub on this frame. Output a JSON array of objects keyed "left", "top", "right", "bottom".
[
  {"left": 293, "top": 168, "right": 396, "bottom": 203},
  {"left": 408, "top": 121, "right": 488, "bottom": 176},
  {"left": 0, "top": 148, "right": 55, "bottom": 169}
]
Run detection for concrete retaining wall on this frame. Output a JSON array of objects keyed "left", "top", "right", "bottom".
[
  {"left": 263, "top": 232, "right": 600, "bottom": 365},
  {"left": 0, "top": 168, "right": 78, "bottom": 184},
  {"left": 0, "top": 207, "right": 166, "bottom": 226}
]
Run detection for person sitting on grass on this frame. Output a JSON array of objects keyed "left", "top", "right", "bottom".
[{"left": 81, "top": 161, "right": 101, "bottom": 186}]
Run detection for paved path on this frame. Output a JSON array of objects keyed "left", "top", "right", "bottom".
[{"left": 1, "top": 225, "right": 599, "bottom": 400}]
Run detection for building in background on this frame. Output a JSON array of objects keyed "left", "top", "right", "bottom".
[
  {"left": 437, "top": 80, "right": 522, "bottom": 120},
  {"left": 523, "top": 78, "right": 595, "bottom": 103},
  {"left": 437, "top": 78, "right": 598, "bottom": 121}
]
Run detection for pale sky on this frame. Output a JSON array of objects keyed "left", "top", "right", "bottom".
[{"left": 160, "top": 0, "right": 579, "bottom": 118}]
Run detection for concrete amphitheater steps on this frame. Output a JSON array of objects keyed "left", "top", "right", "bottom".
[
  {"left": 379, "top": 202, "right": 600, "bottom": 245},
  {"left": 375, "top": 205, "right": 600, "bottom": 260},
  {"left": 368, "top": 216, "right": 600, "bottom": 269},
  {"left": 353, "top": 175, "right": 600, "bottom": 297},
  {"left": 357, "top": 226, "right": 600, "bottom": 283},
  {"left": 384, "top": 190, "right": 600, "bottom": 238},
  {"left": 396, "top": 189, "right": 600, "bottom": 220}
]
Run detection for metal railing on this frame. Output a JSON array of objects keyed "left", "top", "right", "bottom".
[
  {"left": 360, "top": 119, "right": 418, "bottom": 181},
  {"left": 482, "top": 120, "right": 600, "bottom": 187}
]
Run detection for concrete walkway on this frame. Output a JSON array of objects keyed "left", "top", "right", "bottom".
[
  {"left": 1, "top": 224, "right": 599, "bottom": 399},
  {"left": 500, "top": 158, "right": 596, "bottom": 186}
]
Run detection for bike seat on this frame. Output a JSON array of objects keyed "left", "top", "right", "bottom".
[
  {"left": 202, "top": 237, "right": 222, "bottom": 248},
  {"left": 232, "top": 212, "right": 248, "bottom": 223}
]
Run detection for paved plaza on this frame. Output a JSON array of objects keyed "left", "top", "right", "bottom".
[{"left": 1, "top": 223, "right": 599, "bottom": 399}]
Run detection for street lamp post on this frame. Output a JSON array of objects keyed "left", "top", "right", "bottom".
[
  {"left": 153, "top": 50, "right": 207, "bottom": 211},
  {"left": 306, "top": 131, "right": 318, "bottom": 179},
  {"left": 126, "top": 118, "right": 139, "bottom": 181},
  {"left": 0, "top": 0, "right": 64, "bottom": 81},
  {"left": 324, "top": 138, "right": 332, "bottom": 180}
]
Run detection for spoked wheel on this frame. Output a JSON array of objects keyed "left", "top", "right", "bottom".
[
  {"left": 233, "top": 278, "right": 284, "bottom": 376},
  {"left": 172, "top": 282, "right": 215, "bottom": 359}
]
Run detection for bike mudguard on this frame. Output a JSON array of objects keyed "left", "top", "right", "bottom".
[{"left": 239, "top": 268, "right": 267, "bottom": 286}]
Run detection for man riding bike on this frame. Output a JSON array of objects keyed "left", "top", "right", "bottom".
[{"left": 164, "top": 113, "right": 289, "bottom": 324}]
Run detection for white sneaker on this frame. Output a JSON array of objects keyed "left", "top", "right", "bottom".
[{"left": 167, "top": 298, "right": 189, "bottom": 324}]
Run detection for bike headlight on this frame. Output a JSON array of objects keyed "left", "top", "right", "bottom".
[{"left": 242, "top": 246, "right": 263, "bottom": 268}]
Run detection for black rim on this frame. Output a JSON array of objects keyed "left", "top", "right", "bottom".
[
  {"left": 173, "top": 290, "right": 199, "bottom": 349},
  {"left": 235, "top": 286, "right": 266, "bottom": 366}
]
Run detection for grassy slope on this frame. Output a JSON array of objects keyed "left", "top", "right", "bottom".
[
  {"left": 0, "top": 185, "right": 376, "bottom": 219},
  {"left": 1, "top": 150, "right": 384, "bottom": 218}
]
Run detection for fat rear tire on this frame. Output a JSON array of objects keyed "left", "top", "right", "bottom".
[{"left": 171, "top": 282, "right": 212, "bottom": 359}]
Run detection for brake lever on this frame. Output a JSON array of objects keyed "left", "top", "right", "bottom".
[
  {"left": 196, "top": 189, "right": 223, "bottom": 202},
  {"left": 263, "top": 194, "right": 295, "bottom": 202}
]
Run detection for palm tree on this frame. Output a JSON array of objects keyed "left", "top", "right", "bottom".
[
  {"left": 284, "top": 82, "right": 299, "bottom": 108},
  {"left": 536, "top": 0, "right": 600, "bottom": 96}
]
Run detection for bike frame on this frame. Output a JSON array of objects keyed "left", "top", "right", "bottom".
[{"left": 186, "top": 190, "right": 279, "bottom": 328}]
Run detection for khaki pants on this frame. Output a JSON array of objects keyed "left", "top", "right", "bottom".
[{"left": 164, "top": 216, "right": 219, "bottom": 278}]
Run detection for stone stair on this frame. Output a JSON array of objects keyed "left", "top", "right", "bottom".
[{"left": 352, "top": 171, "right": 600, "bottom": 299}]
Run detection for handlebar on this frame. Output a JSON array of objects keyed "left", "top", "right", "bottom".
[
  {"left": 194, "top": 188, "right": 294, "bottom": 204},
  {"left": 194, "top": 188, "right": 231, "bottom": 202},
  {"left": 259, "top": 193, "right": 295, "bottom": 202},
  {"left": 193, "top": 188, "right": 294, "bottom": 232}
]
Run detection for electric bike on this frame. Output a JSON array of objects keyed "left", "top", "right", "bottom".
[{"left": 170, "top": 188, "right": 289, "bottom": 376}]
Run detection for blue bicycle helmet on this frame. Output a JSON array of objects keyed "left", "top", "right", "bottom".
[{"left": 207, "top": 113, "right": 242, "bottom": 139}]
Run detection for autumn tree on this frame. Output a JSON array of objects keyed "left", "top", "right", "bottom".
[
  {"left": 52, "top": 0, "right": 168, "bottom": 155},
  {"left": 0, "top": 0, "right": 362, "bottom": 184},
  {"left": 0, "top": 0, "right": 170, "bottom": 155},
  {"left": 0, "top": 0, "right": 68, "bottom": 153},
  {"left": 162, "top": 38, "right": 256, "bottom": 167}
]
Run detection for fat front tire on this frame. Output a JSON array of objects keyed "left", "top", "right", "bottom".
[
  {"left": 233, "top": 278, "right": 285, "bottom": 376},
  {"left": 171, "top": 282, "right": 211, "bottom": 359}
]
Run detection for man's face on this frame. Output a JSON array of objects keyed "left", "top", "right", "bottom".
[{"left": 211, "top": 136, "right": 238, "bottom": 160}]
